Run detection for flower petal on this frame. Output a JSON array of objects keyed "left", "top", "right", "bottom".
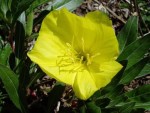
[
  {"left": 57, "top": 9, "right": 83, "bottom": 44},
  {"left": 73, "top": 69, "right": 98, "bottom": 100},
  {"left": 82, "top": 11, "right": 119, "bottom": 62},
  {"left": 27, "top": 10, "right": 70, "bottom": 66},
  {"left": 38, "top": 9, "right": 119, "bottom": 63},
  {"left": 27, "top": 32, "right": 66, "bottom": 66},
  {"left": 39, "top": 65, "right": 77, "bottom": 85},
  {"left": 89, "top": 61, "right": 122, "bottom": 88},
  {"left": 56, "top": 10, "right": 119, "bottom": 62}
]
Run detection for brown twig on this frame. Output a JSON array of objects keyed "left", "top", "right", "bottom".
[
  {"left": 133, "top": 0, "right": 150, "bottom": 33},
  {"left": 100, "top": 1, "right": 126, "bottom": 24},
  {"left": 105, "top": 6, "right": 126, "bottom": 24}
]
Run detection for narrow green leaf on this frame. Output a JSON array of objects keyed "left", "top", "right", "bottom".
[
  {"left": 28, "top": 33, "right": 39, "bottom": 40},
  {"left": 18, "top": 12, "right": 26, "bottom": 30},
  {"left": 118, "top": 102, "right": 135, "bottom": 113},
  {"left": 15, "top": 21, "right": 25, "bottom": 59},
  {"left": 10, "top": 0, "right": 19, "bottom": 12},
  {"left": 125, "top": 84, "right": 150, "bottom": 103},
  {"left": 104, "top": 85, "right": 124, "bottom": 99},
  {"left": 86, "top": 102, "right": 101, "bottom": 113},
  {"left": 118, "top": 33, "right": 150, "bottom": 68},
  {"left": 0, "top": 10, "right": 4, "bottom": 20},
  {"left": 117, "top": 16, "right": 138, "bottom": 52},
  {"left": 134, "top": 102, "right": 150, "bottom": 110},
  {"left": 26, "top": 11, "right": 33, "bottom": 36},
  {"left": 7, "top": 0, "right": 12, "bottom": 11},
  {"left": 18, "top": 61, "right": 30, "bottom": 113},
  {"left": 0, "top": 0, "right": 9, "bottom": 17},
  {"left": 33, "top": 10, "right": 49, "bottom": 27},
  {"left": 0, "top": 64, "right": 21, "bottom": 110},
  {"left": 12, "top": 0, "right": 34, "bottom": 24},
  {"left": 26, "top": 0, "right": 51, "bottom": 14},
  {"left": 79, "top": 105, "right": 86, "bottom": 113},
  {"left": 0, "top": 43, "right": 12, "bottom": 65},
  {"left": 53, "top": 0, "right": 70, "bottom": 9},
  {"left": 107, "top": 94, "right": 127, "bottom": 108},
  {"left": 52, "top": 0, "right": 84, "bottom": 11},
  {"left": 138, "top": 63, "right": 150, "bottom": 77},
  {"left": 95, "top": 98, "right": 110, "bottom": 108},
  {"left": 0, "top": 36, "right": 3, "bottom": 49},
  {"left": 119, "top": 57, "right": 149, "bottom": 84}
]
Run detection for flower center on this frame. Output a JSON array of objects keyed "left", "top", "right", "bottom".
[
  {"left": 78, "top": 53, "right": 91, "bottom": 65},
  {"left": 56, "top": 42, "right": 100, "bottom": 72},
  {"left": 66, "top": 42, "right": 93, "bottom": 66}
]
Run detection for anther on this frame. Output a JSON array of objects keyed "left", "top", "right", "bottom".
[
  {"left": 80, "top": 56, "right": 84, "bottom": 64},
  {"left": 86, "top": 54, "right": 91, "bottom": 65},
  {"left": 91, "top": 53, "right": 101, "bottom": 59}
]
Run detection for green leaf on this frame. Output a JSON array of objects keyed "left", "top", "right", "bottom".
[
  {"left": 104, "top": 85, "right": 124, "bottom": 99},
  {"left": 0, "top": 64, "right": 21, "bottom": 110},
  {"left": 117, "top": 102, "right": 135, "bottom": 113},
  {"left": 125, "top": 84, "right": 150, "bottom": 103},
  {"left": 119, "top": 57, "right": 149, "bottom": 84},
  {"left": 117, "top": 33, "right": 150, "bottom": 68},
  {"left": 138, "top": 63, "right": 150, "bottom": 77},
  {"left": 26, "top": 11, "right": 33, "bottom": 36},
  {"left": 12, "top": 0, "right": 34, "bottom": 24},
  {"left": 26, "top": 0, "right": 51, "bottom": 35},
  {"left": 107, "top": 94, "right": 127, "bottom": 108},
  {"left": 0, "top": 10, "right": 4, "bottom": 20},
  {"left": 0, "top": 43, "right": 12, "bottom": 66},
  {"left": 86, "top": 102, "right": 101, "bottom": 113},
  {"left": 26, "top": 0, "right": 51, "bottom": 14},
  {"left": 7, "top": 0, "right": 12, "bottom": 11},
  {"left": 0, "top": 36, "right": 3, "bottom": 49},
  {"left": 52, "top": 0, "right": 84, "bottom": 11},
  {"left": 15, "top": 21, "right": 25, "bottom": 59},
  {"left": 46, "top": 82, "right": 65, "bottom": 113},
  {"left": 117, "top": 16, "right": 138, "bottom": 52},
  {"left": 18, "top": 11, "right": 26, "bottom": 30},
  {"left": 134, "top": 102, "right": 150, "bottom": 110},
  {"left": 79, "top": 105, "right": 86, "bottom": 113},
  {"left": 33, "top": 10, "right": 49, "bottom": 27},
  {"left": 18, "top": 61, "right": 30, "bottom": 113},
  {"left": 0, "top": 0, "right": 9, "bottom": 18},
  {"left": 95, "top": 98, "right": 110, "bottom": 108},
  {"left": 28, "top": 33, "right": 39, "bottom": 40}
]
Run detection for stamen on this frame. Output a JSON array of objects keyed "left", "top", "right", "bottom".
[
  {"left": 91, "top": 53, "right": 101, "bottom": 59},
  {"left": 86, "top": 54, "right": 91, "bottom": 65},
  {"left": 80, "top": 56, "right": 84, "bottom": 64},
  {"left": 66, "top": 42, "right": 77, "bottom": 54}
]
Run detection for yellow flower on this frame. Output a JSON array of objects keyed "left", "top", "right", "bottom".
[{"left": 28, "top": 8, "right": 122, "bottom": 100}]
